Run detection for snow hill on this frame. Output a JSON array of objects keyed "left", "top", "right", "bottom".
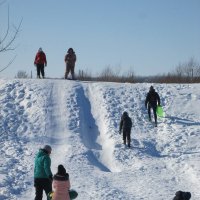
[{"left": 0, "top": 79, "right": 200, "bottom": 200}]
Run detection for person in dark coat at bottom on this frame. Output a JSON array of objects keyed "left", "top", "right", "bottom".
[
  {"left": 173, "top": 190, "right": 191, "bottom": 200},
  {"left": 34, "top": 144, "right": 53, "bottom": 200},
  {"left": 145, "top": 85, "right": 161, "bottom": 127},
  {"left": 52, "top": 165, "right": 71, "bottom": 200},
  {"left": 119, "top": 111, "right": 132, "bottom": 148}
]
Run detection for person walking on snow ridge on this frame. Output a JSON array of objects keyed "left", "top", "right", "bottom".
[
  {"left": 34, "top": 47, "right": 47, "bottom": 78},
  {"left": 64, "top": 48, "right": 76, "bottom": 80},
  {"left": 119, "top": 111, "right": 133, "bottom": 148},
  {"left": 145, "top": 86, "right": 161, "bottom": 127}
]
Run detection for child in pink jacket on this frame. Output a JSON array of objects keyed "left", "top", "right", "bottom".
[{"left": 52, "top": 165, "right": 71, "bottom": 200}]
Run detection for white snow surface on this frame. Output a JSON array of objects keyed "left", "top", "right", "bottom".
[{"left": 0, "top": 79, "right": 200, "bottom": 200}]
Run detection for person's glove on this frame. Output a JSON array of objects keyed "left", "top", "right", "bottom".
[{"left": 45, "top": 63, "right": 47, "bottom": 67}]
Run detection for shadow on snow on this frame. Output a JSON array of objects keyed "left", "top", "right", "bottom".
[
  {"left": 166, "top": 116, "right": 200, "bottom": 126},
  {"left": 75, "top": 85, "right": 111, "bottom": 172}
]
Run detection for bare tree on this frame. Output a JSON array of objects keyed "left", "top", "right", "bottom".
[
  {"left": 0, "top": 1, "right": 22, "bottom": 72},
  {"left": 175, "top": 64, "right": 183, "bottom": 77},
  {"left": 0, "top": 55, "right": 16, "bottom": 73},
  {"left": 0, "top": 0, "right": 6, "bottom": 6},
  {"left": 0, "top": 4, "right": 22, "bottom": 52},
  {"left": 125, "top": 68, "right": 135, "bottom": 83},
  {"left": 167, "top": 57, "right": 200, "bottom": 83},
  {"left": 15, "top": 70, "right": 29, "bottom": 78}
]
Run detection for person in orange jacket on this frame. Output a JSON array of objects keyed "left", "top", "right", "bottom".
[{"left": 34, "top": 47, "right": 47, "bottom": 78}]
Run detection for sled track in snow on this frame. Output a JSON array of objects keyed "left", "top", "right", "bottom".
[
  {"left": 43, "top": 82, "right": 69, "bottom": 144},
  {"left": 72, "top": 84, "right": 111, "bottom": 172}
]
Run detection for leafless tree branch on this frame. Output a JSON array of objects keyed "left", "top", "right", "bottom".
[
  {"left": 0, "top": 55, "right": 17, "bottom": 72},
  {"left": 0, "top": 1, "right": 22, "bottom": 73},
  {"left": 0, "top": 0, "right": 6, "bottom": 6},
  {"left": 0, "top": 5, "right": 23, "bottom": 53}
]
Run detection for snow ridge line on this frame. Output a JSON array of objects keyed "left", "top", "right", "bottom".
[{"left": 86, "top": 84, "right": 121, "bottom": 172}]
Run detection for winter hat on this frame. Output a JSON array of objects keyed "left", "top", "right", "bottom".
[
  {"left": 43, "top": 145, "right": 52, "bottom": 153},
  {"left": 123, "top": 111, "right": 128, "bottom": 116},
  {"left": 67, "top": 48, "right": 74, "bottom": 53},
  {"left": 150, "top": 86, "right": 154, "bottom": 91},
  {"left": 38, "top": 47, "right": 42, "bottom": 52},
  {"left": 58, "top": 165, "right": 66, "bottom": 175},
  {"left": 174, "top": 191, "right": 182, "bottom": 199},
  {"left": 174, "top": 191, "right": 191, "bottom": 200}
]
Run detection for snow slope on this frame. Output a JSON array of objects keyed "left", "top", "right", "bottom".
[{"left": 0, "top": 79, "right": 200, "bottom": 200}]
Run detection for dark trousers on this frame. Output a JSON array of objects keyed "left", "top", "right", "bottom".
[
  {"left": 148, "top": 104, "right": 157, "bottom": 124},
  {"left": 36, "top": 64, "right": 45, "bottom": 78},
  {"left": 34, "top": 178, "right": 52, "bottom": 200},
  {"left": 123, "top": 129, "right": 131, "bottom": 146},
  {"left": 65, "top": 64, "right": 75, "bottom": 79}
]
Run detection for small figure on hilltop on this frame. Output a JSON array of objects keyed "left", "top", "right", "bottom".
[
  {"left": 119, "top": 111, "right": 132, "bottom": 148},
  {"left": 34, "top": 47, "right": 47, "bottom": 79},
  {"left": 64, "top": 48, "right": 76, "bottom": 80},
  {"left": 145, "top": 86, "right": 160, "bottom": 127},
  {"left": 48, "top": 165, "right": 78, "bottom": 200},
  {"left": 34, "top": 145, "right": 53, "bottom": 200},
  {"left": 173, "top": 191, "right": 191, "bottom": 200}
]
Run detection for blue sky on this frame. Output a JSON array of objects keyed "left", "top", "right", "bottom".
[{"left": 0, "top": 0, "right": 200, "bottom": 78}]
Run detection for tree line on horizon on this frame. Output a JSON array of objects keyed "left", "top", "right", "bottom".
[
  {"left": 14, "top": 57, "right": 200, "bottom": 83},
  {"left": 76, "top": 57, "right": 200, "bottom": 83}
]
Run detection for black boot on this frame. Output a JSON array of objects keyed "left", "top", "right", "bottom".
[
  {"left": 149, "top": 117, "right": 151, "bottom": 122},
  {"left": 128, "top": 140, "right": 131, "bottom": 148}
]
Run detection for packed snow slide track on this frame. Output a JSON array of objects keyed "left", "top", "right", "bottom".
[
  {"left": 43, "top": 81, "right": 71, "bottom": 170},
  {"left": 29, "top": 81, "right": 120, "bottom": 173}
]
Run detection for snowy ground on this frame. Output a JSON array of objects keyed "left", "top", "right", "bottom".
[{"left": 0, "top": 79, "right": 200, "bottom": 200}]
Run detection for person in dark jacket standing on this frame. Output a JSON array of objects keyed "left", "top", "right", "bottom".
[
  {"left": 34, "top": 47, "right": 47, "bottom": 79},
  {"left": 34, "top": 144, "right": 53, "bottom": 200},
  {"left": 119, "top": 111, "right": 132, "bottom": 148},
  {"left": 64, "top": 48, "right": 76, "bottom": 80},
  {"left": 145, "top": 86, "right": 160, "bottom": 127}
]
